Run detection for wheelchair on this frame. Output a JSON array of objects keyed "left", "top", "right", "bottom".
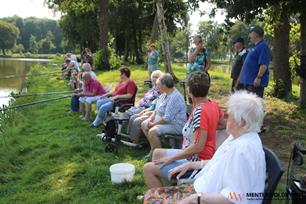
[
  {"left": 285, "top": 141, "right": 306, "bottom": 204},
  {"left": 100, "top": 88, "right": 139, "bottom": 153}
]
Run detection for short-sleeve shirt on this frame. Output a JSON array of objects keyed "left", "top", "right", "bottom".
[
  {"left": 182, "top": 100, "right": 224, "bottom": 160},
  {"left": 156, "top": 89, "right": 186, "bottom": 128},
  {"left": 112, "top": 80, "right": 137, "bottom": 101},
  {"left": 187, "top": 47, "right": 209, "bottom": 75},
  {"left": 240, "top": 40, "right": 270, "bottom": 87},
  {"left": 231, "top": 49, "right": 248, "bottom": 80},
  {"left": 148, "top": 50, "right": 159, "bottom": 65},
  {"left": 84, "top": 79, "right": 106, "bottom": 96},
  {"left": 193, "top": 132, "right": 266, "bottom": 204}
]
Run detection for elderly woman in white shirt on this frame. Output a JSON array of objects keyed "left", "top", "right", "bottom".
[{"left": 143, "top": 91, "right": 266, "bottom": 204}]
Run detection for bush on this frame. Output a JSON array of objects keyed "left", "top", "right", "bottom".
[{"left": 94, "top": 34, "right": 122, "bottom": 70}]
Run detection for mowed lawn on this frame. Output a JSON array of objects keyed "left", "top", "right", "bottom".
[{"left": 0, "top": 60, "right": 305, "bottom": 203}]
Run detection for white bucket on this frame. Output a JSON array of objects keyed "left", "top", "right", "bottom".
[{"left": 109, "top": 163, "right": 135, "bottom": 184}]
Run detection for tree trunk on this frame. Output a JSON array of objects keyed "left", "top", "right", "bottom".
[
  {"left": 156, "top": 0, "right": 178, "bottom": 81},
  {"left": 124, "top": 31, "right": 129, "bottom": 62},
  {"left": 132, "top": 16, "right": 143, "bottom": 64},
  {"left": 97, "top": 0, "right": 110, "bottom": 70},
  {"left": 300, "top": 10, "right": 306, "bottom": 107},
  {"left": 2, "top": 49, "right": 6, "bottom": 55},
  {"left": 272, "top": 5, "right": 291, "bottom": 98},
  {"left": 150, "top": 14, "right": 159, "bottom": 43}
]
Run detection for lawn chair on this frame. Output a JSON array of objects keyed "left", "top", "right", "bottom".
[{"left": 285, "top": 141, "right": 306, "bottom": 204}]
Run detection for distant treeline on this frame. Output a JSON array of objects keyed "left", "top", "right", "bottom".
[{"left": 1, "top": 16, "right": 66, "bottom": 54}]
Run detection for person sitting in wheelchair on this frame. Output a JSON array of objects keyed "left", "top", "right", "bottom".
[
  {"left": 90, "top": 66, "right": 137, "bottom": 128},
  {"left": 143, "top": 71, "right": 225, "bottom": 188},
  {"left": 123, "top": 70, "right": 162, "bottom": 118},
  {"left": 143, "top": 91, "right": 266, "bottom": 204}
]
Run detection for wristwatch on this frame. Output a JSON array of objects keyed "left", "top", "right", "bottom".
[
  {"left": 256, "top": 75, "right": 262, "bottom": 79},
  {"left": 197, "top": 193, "right": 202, "bottom": 204}
]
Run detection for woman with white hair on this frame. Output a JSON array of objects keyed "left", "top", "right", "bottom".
[{"left": 143, "top": 91, "right": 266, "bottom": 204}]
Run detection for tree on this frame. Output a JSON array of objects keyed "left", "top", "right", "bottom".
[
  {"left": 29, "top": 35, "right": 39, "bottom": 54},
  {"left": 39, "top": 31, "right": 55, "bottom": 53},
  {"left": 156, "top": 0, "right": 177, "bottom": 80},
  {"left": 0, "top": 20, "right": 19, "bottom": 55}
]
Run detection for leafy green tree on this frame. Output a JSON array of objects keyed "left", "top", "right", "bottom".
[
  {"left": 39, "top": 31, "right": 56, "bottom": 54},
  {"left": 197, "top": 21, "right": 228, "bottom": 58},
  {"left": 12, "top": 44, "right": 25, "bottom": 54},
  {"left": 0, "top": 20, "right": 19, "bottom": 55},
  {"left": 29, "top": 35, "right": 39, "bottom": 54}
]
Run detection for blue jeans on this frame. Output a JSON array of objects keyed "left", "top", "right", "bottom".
[{"left": 93, "top": 98, "right": 114, "bottom": 126}]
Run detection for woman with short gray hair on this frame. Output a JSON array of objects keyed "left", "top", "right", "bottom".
[
  {"left": 143, "top": 91, "right": 266, "bottom": 204},
  {"left": 141, "top": 74, "right": 187, "bottom": 160}
]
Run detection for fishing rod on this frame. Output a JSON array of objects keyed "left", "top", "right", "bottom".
[
  {"left": 0, "top": 94, "right": 75, "bottom": 111},
  {"left": 0, "top": 91, "right": 75, "bottom": 98},
  {"left": 0, "top": 71, "right": 62, "bottom": 80}
]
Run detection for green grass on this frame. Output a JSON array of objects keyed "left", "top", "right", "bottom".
[{"left": 0, "top": 60, "right": 305, "bottom": 203}]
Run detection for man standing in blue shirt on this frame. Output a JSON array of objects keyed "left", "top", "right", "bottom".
[{"left": 239, "top": 26, "right": 270, "bottom": 98}]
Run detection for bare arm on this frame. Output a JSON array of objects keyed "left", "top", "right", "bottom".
[
  {"left": 178, "top": 193, "right": 231, "bottom": 204},
  {"left": 253, "top": 64, "right": 267, "bottom": 87},
  {"left": 204, "top": 57, "right": 212, "bottom": 72}
]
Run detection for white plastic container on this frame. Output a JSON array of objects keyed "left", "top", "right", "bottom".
[{"left": 109, "top": 163, "right": 135, "bottom": 184}]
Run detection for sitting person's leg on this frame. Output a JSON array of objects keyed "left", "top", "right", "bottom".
[
  {"left": 144, "top": 149, "right": 188, "bottom": 188},
  {"left": 146, "top": 124, "right": 182, "bottom": 152},
  {"left": 144, "top": 184, "right": 195, "bottom": 204},
  {"left": 92, "top": 98, "right": 114, "bottom": 126},
  {"left": 79, "top": 97, "right": 87, "bottom": 118},
  {"left": 84, "top": 96, "right": 101, "bottom": 120},
  {"left": 128, "top": 114, "right": 149, "bottom": 144}
]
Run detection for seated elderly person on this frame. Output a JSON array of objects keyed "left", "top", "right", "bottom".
[
  {"left": 127, "top": 93, "right": 165, "bottom": 145},
  {"left": 79, "top": 72, "right": 106, "bottom": 121},
  {"left": 143, "top": 71, "right": 225, "bottom": 188},
  {"left": 143, "top": 91, "right": 266, "bottom": 204},
  {"left": 90, "top": 66, "right": 137, "bottom": 127},
  {"left": 125, "top": 70, "right": 162, "bottom": 116},
  {"left": 82, "top": 62, "right": 96, "bottom": 78},
  {"left": 141, "top": 74, "right": 187, "bottom": 160}
]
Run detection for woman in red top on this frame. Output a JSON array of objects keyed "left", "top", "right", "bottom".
[
  {"left": 90, "top": 66, "right": 137, "bottom": 127},
  {"left": 143, "top": 71, "right": 225, "bottom": 188}
]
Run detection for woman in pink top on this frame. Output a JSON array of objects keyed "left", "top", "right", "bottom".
[
  {"left": 79, "top": 72, "right": 106, "bottom": 121},
  {"left": 90, "top": 66, "right": 137, "bottom": 127}
]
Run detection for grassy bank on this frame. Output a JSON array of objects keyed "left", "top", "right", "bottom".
[{"left": 0, "top": 60, "right": 305, "bottom": 203}]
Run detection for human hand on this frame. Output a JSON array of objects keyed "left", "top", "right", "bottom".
[
  {"left": 177, "top": 194, "right": 198, "bottom": 204},
  {"left": 168, "top": 162, "right": 194, "bottom": 181},
  {"left": 147, "top": 121, "right": 154, "bottom": 129},
  {"left": 253, "top": 77, "right": 261, "bottom": 87},
  {"left": 153, "top": 156, "right": 173, "bottom": 168}
]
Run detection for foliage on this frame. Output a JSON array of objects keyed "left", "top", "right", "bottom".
[
  {"left": 38, "top": 31, "right": 56, "bottom": 54},
  {"left": 29, "top": 35, "right": 39, "bottom": 54},
  {"left": 94, "top": 34, "right": 122, "bottom": 70},
  {"left": 1, "top": 16, "right": 63, "bottom": 53},
  {"left": 197, "top": 21, "right": 228, "bottom": 58},
  {"left": 0, "top": 20, "right": 20, "bottom": 54},
  {"left": 12, "top": 44, "right": 25, "bottom": 54}
]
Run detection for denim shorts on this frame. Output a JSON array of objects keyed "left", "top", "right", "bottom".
[{"left": 160, "top": 149, "right": 189, "bottom": 177}]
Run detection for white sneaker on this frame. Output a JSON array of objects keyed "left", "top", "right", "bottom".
[{"left": 96, "top": 133, "right": 105, "bottom": 139}]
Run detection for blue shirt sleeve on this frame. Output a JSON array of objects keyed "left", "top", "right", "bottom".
[{"left": 258, "top": 44, "right": 270, "bottom": 66}]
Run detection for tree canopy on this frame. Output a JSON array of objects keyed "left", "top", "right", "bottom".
[{"left": 0, "top": 20, "right": 19, "bottom": 55}]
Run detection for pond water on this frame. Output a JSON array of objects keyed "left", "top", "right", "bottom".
[{"left": 0, "top": 58, "right": 50, "bottom": 107}]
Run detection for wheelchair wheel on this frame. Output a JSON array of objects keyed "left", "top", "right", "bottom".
[{"left": 105, "top": 143, "right": 118, "bottom": 153}]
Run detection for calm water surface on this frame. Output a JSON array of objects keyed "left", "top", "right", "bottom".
[{"left": 0, "top": 58, "right": 49, "bottom": 107}]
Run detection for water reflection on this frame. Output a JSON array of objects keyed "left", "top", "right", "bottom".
[{"left": 0, "top": 58, "right": 49, "bottom": 106}]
